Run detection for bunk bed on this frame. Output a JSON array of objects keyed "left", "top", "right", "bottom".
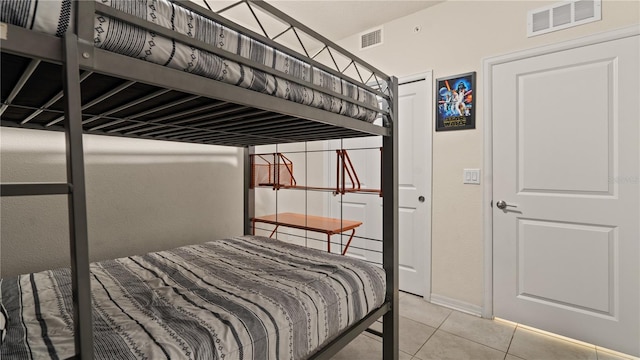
[{"left": 0, "top": 1, "right": 399, "bottom": 359}]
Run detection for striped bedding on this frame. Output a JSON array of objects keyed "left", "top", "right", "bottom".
[
  {"left": 0, "top": 0, "right": 382, "bottom": 123},
  {"left": 0, "top": 235, "right": 386, "bottom": 359}
]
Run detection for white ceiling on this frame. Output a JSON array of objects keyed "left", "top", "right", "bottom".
[
  {"left": 197, "top": 1, "right": 442, "bottom": 42},
  {"left": 268, "top": 1, "right": 443, "bottom": 41}
]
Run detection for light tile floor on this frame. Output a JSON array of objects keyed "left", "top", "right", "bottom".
[{"left": 331, "top": 292, "right": 637, "bottom": 360}]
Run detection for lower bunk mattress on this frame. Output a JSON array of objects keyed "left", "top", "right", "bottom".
[{"left": 0, "top": 235, "right": 386, "bottom": 359}]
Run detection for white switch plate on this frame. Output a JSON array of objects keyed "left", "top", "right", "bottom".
[{"left": 463, "top": 169, "right": 481, "bottom": 184}]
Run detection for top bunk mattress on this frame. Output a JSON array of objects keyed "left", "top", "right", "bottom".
[
  {"left": 0, "top": 0, "right": 384, "bottom": 124},
  {"left": 0, "top": 235, "right": 386, "bottom": 360}
]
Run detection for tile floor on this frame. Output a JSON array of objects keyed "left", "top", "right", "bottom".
[{"left": 331, "top": 292, "right": 637, "bottom": 360}]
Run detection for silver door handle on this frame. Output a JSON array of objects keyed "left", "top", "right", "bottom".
[{"left": 496, "top": 200, "right": 517, "bottom": 209}]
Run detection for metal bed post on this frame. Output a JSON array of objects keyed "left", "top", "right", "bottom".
[
  {"left": 63, "top": 33, "right": 95, "bottom": 359},
  {"left": 382, "top": 76, "right": 399, "bottom": 360},
  {"left": 75, "top": 0, "right": 95, "bottom": 68},
  {"left": 244, "top": 146, "right": 256, "bottom": 235}
]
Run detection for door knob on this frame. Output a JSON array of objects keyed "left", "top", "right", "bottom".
[
  {"left": 418, "top": 196, "right": 425, "bottom": 203},
  {"left": 496, "top": 200, "right": 517, "bottom": 209}
]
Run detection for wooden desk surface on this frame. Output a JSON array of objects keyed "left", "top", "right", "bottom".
[{"left": 252, "top": 212, "right": 362, "bottom": 235}]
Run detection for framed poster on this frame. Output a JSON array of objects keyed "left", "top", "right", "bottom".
[{"left": 436, "top": 72, "right": 476, "bottom": 131}]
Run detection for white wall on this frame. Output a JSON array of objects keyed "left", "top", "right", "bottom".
[
  {"left": 1, "top": 127, "right": 243, "bottom": 277},
  {"left": 335, "top": 0, "right": 640, "bottom": 307}
]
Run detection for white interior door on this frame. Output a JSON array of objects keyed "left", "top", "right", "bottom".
[
  {"left": 329, "top": 75, "right": 432, "bottom": 296},
  {"left": 397, "top": 78, "right": 432, "bottom": 296},
  {"left": 492, "top": 34, "right": 639, "bottom": 356}
]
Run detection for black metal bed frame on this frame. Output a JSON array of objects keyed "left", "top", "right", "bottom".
[{"left": 0, "top": 1, "right": 399, "bottom": 359}]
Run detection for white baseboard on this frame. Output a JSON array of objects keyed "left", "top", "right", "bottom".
[{"left": 430, "top": 293, "right": 483, "bottom": 317}]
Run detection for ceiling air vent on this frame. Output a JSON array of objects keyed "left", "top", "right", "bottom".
[
  {"left": 527, "top": 0, "right": 601, "bottom": 37},
  {"left": 360, "top": 27, "right": 383, "bottom": 50}
]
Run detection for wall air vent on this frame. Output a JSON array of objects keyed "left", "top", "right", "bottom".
[
  {"left": 360, "top": 27, "right": 383, "bottom": 50},
  {"left": 527, "top": 0, "right": 601, "bottom": 37}
]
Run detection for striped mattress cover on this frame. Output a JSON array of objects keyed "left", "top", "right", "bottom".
[
  {"left": 0, "top": 0, "right": 382, "bottom": 123},
  {"left": 0, "top": 235, "right": 386, "bottom": 359}
]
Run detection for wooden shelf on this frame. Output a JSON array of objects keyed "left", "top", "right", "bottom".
[{"left": 251, "top": 212, "right": 362, "bottom": 255}]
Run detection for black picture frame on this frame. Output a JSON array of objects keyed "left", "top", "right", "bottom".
[{"left": 435, "top": 72, "right": 476, "bottom": 131}]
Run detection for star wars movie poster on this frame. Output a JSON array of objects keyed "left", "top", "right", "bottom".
[{"left": 436, "top": 72, "right": 476, "bottom": 131}]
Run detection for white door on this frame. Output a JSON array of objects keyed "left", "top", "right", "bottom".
[
  {"left": 330, "top": 75, "right": 432, "bottom": 296},
  {"left": 397, "top": 78, "right": 432, "bottom": 296},
  {"left": 492, "top": 34, "right": 639, "bottom": 356}
]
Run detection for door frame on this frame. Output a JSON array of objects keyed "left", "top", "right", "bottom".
[
  {"left": 482, "top": 25, "right": 640, "bottom": 319},
  {"left": 398, "top": 71, "right": 434, "bottom": 298}
]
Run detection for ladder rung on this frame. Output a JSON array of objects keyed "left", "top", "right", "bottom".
[{"left": 0, "top": 183, "right": 72, "bottom": 196}]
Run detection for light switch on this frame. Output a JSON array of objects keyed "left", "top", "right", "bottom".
[{"left": 463, "top": 169, "right": 481, "bottom": 184}]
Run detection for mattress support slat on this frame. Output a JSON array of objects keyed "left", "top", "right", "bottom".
[
  {"left": 82, "top": 89, "right": 172, "bottom": 126},
  {"left": 0, "top": 59, "right": 41, "bottom": 116},
  {"left": 142, "top": 102, "right": 229, "bottom": 124},
  {"left": 47, "top": 80, "right": 136, "bottom": 127},
  {"left": 206, "top": 115, "right": 295, "bottom": 132},
  {"left": 107, "top": 111, "right": 295, "bottom": 144},
  {"left": 132, "top": 105, "right": 246, "bottom": 134},
  {"left": 20, "top": 71, "right": 94, "bottom": 125},
  {"left": 105, "top": 95, "right": 201, "bottom": 133},
  {"left": 124, "top": 107, "right": 250, "bottom": 136}
]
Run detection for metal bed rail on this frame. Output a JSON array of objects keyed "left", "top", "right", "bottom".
[{"left": 0, "top": 41, "right": 390, "bottom": 146}]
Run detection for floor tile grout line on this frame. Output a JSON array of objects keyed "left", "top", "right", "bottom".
[
  {"left": 404, "top": 296, "right": 525, "bottom": 356},
  {"left": 400, "top": 349, "right": 413, "bottom": 359},
  {"left": 504, "top": 324, "right": 519, "bottom": 360},
  {"left": 437, "top": 307, "right": 516, "bottom": 354},
  {"left": 402, "top": 295, "right": 533, "bottom": 359},
  {"left": 412, "top": 325, "right": 438, "bottom": 359},
  {"left": 398, "top": 314, "right": 439, "bottom": 356},
  {"left": 436, "top": 327, "right": 510, "bottom": 355},
  {"left": 408, "top": 296, "right": 450, "bottom": 359},
  {"left": 436, "top": 309, "right": 453, "bottom": 330}
]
